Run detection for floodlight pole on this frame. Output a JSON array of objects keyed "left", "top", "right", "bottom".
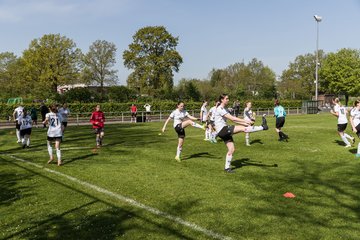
[{"left": 314, "top": 15, "right": 322, "bottom": 101}]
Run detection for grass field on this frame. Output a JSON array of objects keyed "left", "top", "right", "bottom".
[{"left": 1, "top": 114, "right": 360, "bottom": 240}]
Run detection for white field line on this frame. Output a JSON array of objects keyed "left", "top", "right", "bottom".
[{"left": 3, "top": 154, "right": 232, "bottom": 240}]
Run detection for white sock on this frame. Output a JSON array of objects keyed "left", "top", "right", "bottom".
[
  {"left": 56, "top": 148, "right": 61, "bottom": 161},
  {"left": 225, "top": 154, "right": 232, "bottom": 169},
  {"left": 245, "top": 133, "right": 250, "bottom": 145},
  {"left": 16, "top": 129, "right": 20, "bottom": 141},
  {"left": 205, "top": 129, "right": 210, "bottom": 139},
  {"left": 27, "top": 137, "right": 30, "bottom": 146},
  {"left": 21, "top": 138, "right": 26, "bottom": 146},
  {"left": 212, "top": 132, "right": 217, "bottom": 140},
  {"left": 191, "top": 122, "right": 203, "bottom": 129},
  {"left": 245, "top": 126, "right": 263, "bottom": 133},
  {"left": 176, "top": 146, "right": 182, "bottom": 157},
  {"left": 341, "top": 135, "right": 350, "bottom": 146},
  {"left": 47, "top": 143, "right": 53, "bottom": 157},
  {"left": 358, "top": 143, "right": 360, "bottom": 154},
  {"left": 344, "top": 133, "right": 352, "bottom": 140}
]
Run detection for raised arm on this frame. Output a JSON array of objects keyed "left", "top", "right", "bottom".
[{"left": 162, "top": 117, "right": 172, "bottom": 132}]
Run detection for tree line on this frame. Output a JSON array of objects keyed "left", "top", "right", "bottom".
[{"left": 0, "top": 25, "right": 359, "bottom": 104}]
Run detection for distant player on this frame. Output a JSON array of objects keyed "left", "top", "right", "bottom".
[
  {"left": 350, "top": 99, "right": 360, "bottom": 157},
  {"left": 330, "top": 98, "right": 354, "bottom": 148},
  {"left": 214, "top": 94, "right": 268, "bottom": 173},
  {"left": 274, "top": 99, "right": 289, "bottom": 142},
  {"left": 200, "top": 100, "right": 209, "bottom": 141},
  {"left": 144, "top": 103, "right": 151, "bottom": 122},
  {"left": 244, "top": 101, "right": 256, "bottom": 146},
  {"left": 17, "top": 109, "right": 32, "bottom": 148},
  {"left": 43, "top": 104, "right": 64, "bottom": 166},
  {"left": 90, "top": 104, "right": 105, "bottom": 148},
  {"left": 206, "top": 101, "right": 220, "bottom": 143},
  {"left": 161, "top": 101, "right": 205, "bottom": 162},
  {"left": 12, "top": 105, "right": 24, "bottom": 143},
  {"left": 58, "top": 103, "right": 70, "bottom": 137},
  {"left": 130, "top": 104, "right": 137, "bottom": 123}
]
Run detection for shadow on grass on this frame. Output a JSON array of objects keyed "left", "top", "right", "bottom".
[
  {"left": 334, "top": 139, "right": 346, "bottom": 146},
  {"left": 250, "top": 139, "right": 263, "bottom": 145},
  {"left": 232, "top": 158, "right": 278, "bottom": 169},
  {"left": 1, "top": 158, "right": 208, "bottom": 240},
  {"left": 182, "top": 152, "right": 216, "bottom": 161}
]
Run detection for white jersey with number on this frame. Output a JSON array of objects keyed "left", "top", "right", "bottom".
[
  {"left": 58, "top": 107, "right": 70, "bottom": 122},
  {"left": 209, "top": 106, "right": 217, "bottom": 121},
  {"left": 334, "top": 104, "right": 348, "bottom": 124},
  {"left": 214, "top": 106, "right": 229, "bottom": 133},
  {"left": 18, "top": 115, "right": 32, "bottom": 130},
  {"left": 169, "top": 109, "right": 189, "bottom": 128},
  {"left": 350, "top": 108, "right": 360, "bottom": 127},
  {"left": 14, "top": 106, "right": 24, "bottom": 120},
  {"left": 200, "top": 105, "right": 208, "bottom": 122},
  {"left": 46, "top": 112, "right": 63, "bottom": 137}
]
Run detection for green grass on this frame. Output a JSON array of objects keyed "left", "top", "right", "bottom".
[{"left": 1, "top": 114, "right": 360, "bottom": 239}]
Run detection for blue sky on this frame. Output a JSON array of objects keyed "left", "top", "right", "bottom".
[{"left": 1, "top": 0, "right": 360, "bottom": 85}]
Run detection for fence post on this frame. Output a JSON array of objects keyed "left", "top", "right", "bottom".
[{"left": 76, "top": 114, "right": 79, "bottom": 126}]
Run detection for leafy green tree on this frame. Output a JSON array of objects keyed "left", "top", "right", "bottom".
[
  {"left": 107, "top": 86, "right": 136, "bottom": 102},
  {"left": 22, "top": 34, "right": 82, "bottom": 99},
  {"left": 123, "top": 26, "right": 183, "bottom": 95},
  {"left": 278, "top": 51, "right": 326, "bottom": 99},
  {"left": 0, "top": 52, "right": 22, "bottom": 99},
  {"left": 320, "top": 48, "right": 360, "bottom": 105},
  {"left": 175, "top": 79, "right": 201, "bottom": 101},
  {"left": 82, "top": 40, "right": 118, "bottom": 99}
]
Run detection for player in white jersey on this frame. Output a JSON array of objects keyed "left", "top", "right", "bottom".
[
  {"left": 12, "top": 105, "right": 24, "bottom": 143},
  {"left": 243, "top": 101, "right": 256, "bottom": 146},
  {"left": 350, "top": 99, "right": 360, "bottom": 157},
  {"left": 214, "top": 94, "right": 268, "bottom": 173},
  {"left": 206, "top": 101, "right": 220, "bottom": 143},
  {"left": 330, "top": 98, "right": 354, "bottom": 148},
  {"left": 58, "top": 103, "right": 70, "bottom": 138},
  {"left": 200, "top": 100, "right": 210, "bottom": 141},
  {"left": 162, "top": 101, "right": 205, "bottom": 162},
  {"left": 43, "top": 104, "right": 64, "bottom": 166},
  {"left": 17, "top": 108, "right": 32, "bottom": 148}
]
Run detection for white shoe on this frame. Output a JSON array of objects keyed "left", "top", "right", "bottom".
[
  {"left": 246, "top": 143, "right": 251, "bottom": 146},
  {"left": 345, "top": 145, "right": 352, "bottom": 148}
]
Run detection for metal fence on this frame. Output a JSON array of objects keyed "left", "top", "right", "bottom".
[{"left": 0, "top": 107, "right": 305, "bottom": 128}]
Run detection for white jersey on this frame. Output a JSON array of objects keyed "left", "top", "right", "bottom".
[
  {"left": 214, "top": 105, "right": 230, "bottom": 133},
  {"left": 169, "top": 109, "right": 189, "bottom": 128},
  {"left": 46, "top": 112, "right": 63, "bottom": 137},
  {"left": 144, "top": 104, "right": 151, "bottom": 112},
  {"left": 209, "top": 106, "right": 217, "bottom": 121},
  {"left": 200, "top": 105, "right": 208, "bottom": 122},
  {"left": 58, "top": 107, "right": 70, "bottom": 122},
  {"left": 334, "top": 104, "right": 348, "bottom": 124},
  {"left": 18, "top": 115, "right": 32, "bottom": 130},
  {"left": 350, "top": 108, "right": 360, "bottom": 127},
  {"left": 243, "top": 107, "right": 254, "bottom": 122},
  {"left": 14, "top": 106, "right": 24, "bottom": 120}
]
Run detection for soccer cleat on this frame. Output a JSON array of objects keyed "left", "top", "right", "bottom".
[
  {"left": 204, "top": 138, "right": 210, "bottom": 141},
  {"left": 345, "top": 145, "right": 352, "bottom": 148},
  {"left": 356, "top": 154, "right": 360, "bottom": 158},
  {"left": 175, "top": 156, "right": 181, "bottom": 162},
  {"left": 351, "top": 137, "right": 355, "bottom": 144},
  {"left": 224, "top": 168, "right": 235, "bottom": 173},
  {"left": 211, "top": 138, "right": 217, "bottom": 143},
  {"left": 246, "top": 143, "right": 251, "bottom": 146},
  {"left": 261, "top": 115, "right": 269, "bottom": 130},
  {"left": 22, "top": 144, "right": 26, "bottom": 149}
]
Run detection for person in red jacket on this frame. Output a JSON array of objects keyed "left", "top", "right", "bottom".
[
  {"left": 90, "top": 104, "right": 105, "bottom": 147},
  {"left": 130, "top": 104, "right": 137, "bottom": 123}
]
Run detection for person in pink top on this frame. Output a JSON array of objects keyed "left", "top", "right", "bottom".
[{"left": 130, "top": 104, "right": 137, "bottom": 123}]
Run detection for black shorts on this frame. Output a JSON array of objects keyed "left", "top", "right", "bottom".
[
  {"left": 15, "top": 122, "right": 21, "bottom": 130},
  {"left": 217, "top": 126, "right": 235, "bottom": 143},
  {"left": 131, "top": 112, "right": 137, "bottom": 117},
  {"left": 47, "top": 136, "right": 62, "bottom": 142},
  {"left": 355, "top": 124, "right": 360, "bottom": 138},
  {"left": 62, "top": 122, "right": 68, "bottom": 127},
  {"left": 337, "top": 123, "right": 347, "bottom": 132},
  {"left": 174, "top": 123, "right": 185, "bottom": 138},
  {"left": 276, "top": 117, "right": 285, "bottom": 129},
  {"left": 93, "top": 128, "right": 104, "bottom": 135},
  {"left": 20, "top": 128, "right": 32, "bottom": 137}
]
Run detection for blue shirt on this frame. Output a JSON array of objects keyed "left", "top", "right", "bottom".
[{"left": 274, "top": 106, "right": 286, "bottom": 118}]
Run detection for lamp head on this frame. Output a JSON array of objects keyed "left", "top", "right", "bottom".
[{"left": 314, "top": 15, "right": 322, "bottom": 22}]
